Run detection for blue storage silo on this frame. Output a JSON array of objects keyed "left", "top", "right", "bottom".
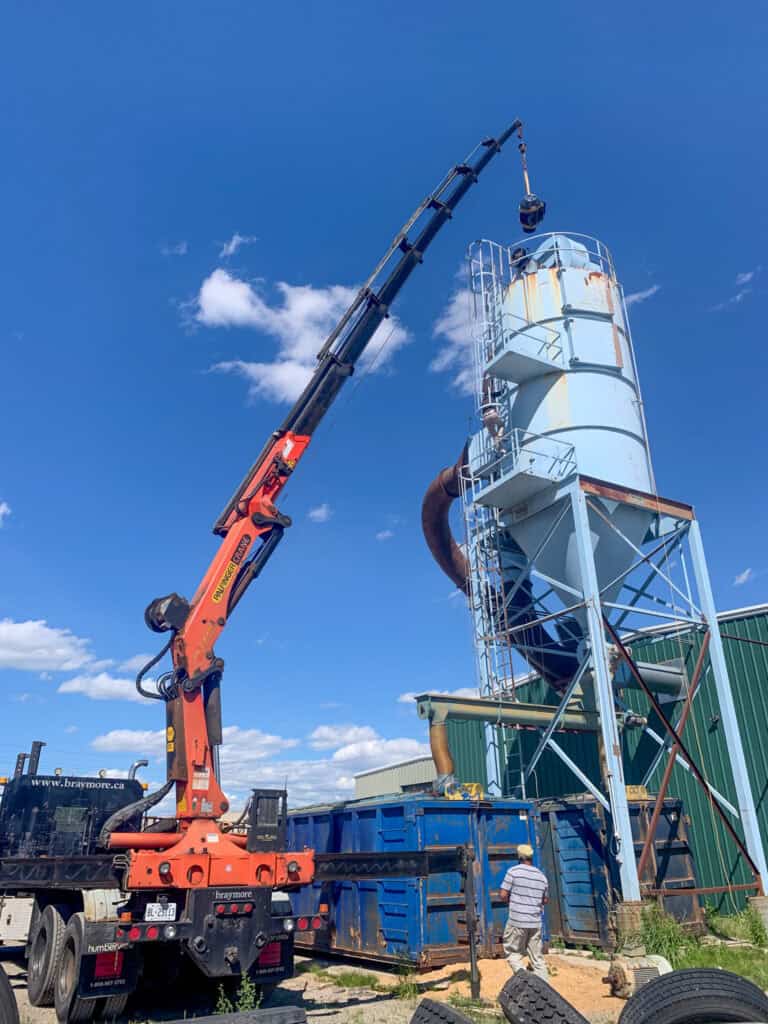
[{"left": 287, "top": 794, "right": 538, "bottom": 968}]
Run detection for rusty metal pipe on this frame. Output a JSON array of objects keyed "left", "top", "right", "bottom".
[
  {"left": 417, "top": 693, "right": 599, "bottom": 732},
  {"left": 429, "top": 722, "right": 455, "bottom": 778},
  {"left": 421, "top": 444, "right": 470, "bottom": 594},
  {"left": 421, "top": 446, "right": 576, "bottom": 690}
]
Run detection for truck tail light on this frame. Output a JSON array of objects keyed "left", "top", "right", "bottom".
[
  {"left": 296, "top": 917, "right": 309, "bottom": 931},
  {"left": 146, "top": 925, "right": 159, "bottom": 940},
  {"left": 311, "top": 916, "right": 323, "bottom": 930},
  {"left": 128, "top": 926, "right": 142, "bottom": 942}
]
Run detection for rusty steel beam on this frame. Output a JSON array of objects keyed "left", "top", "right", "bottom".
[
  {"left": 643, "top": 883, "right": 760, "bottom": 897},
  {"left": 636, "top": 631, "right": 710, "bottom": 880},
  {"left": 603, "top": 617, "right": 763, "bottom": 890}
]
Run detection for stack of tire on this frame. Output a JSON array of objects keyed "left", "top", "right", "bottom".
[{"left": 410, "top": 969, "right": 768, "bottom": 1024}]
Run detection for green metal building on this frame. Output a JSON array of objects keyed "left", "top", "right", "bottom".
[{"left": 448, "top": 604, "right": 768, "bottom": 906}]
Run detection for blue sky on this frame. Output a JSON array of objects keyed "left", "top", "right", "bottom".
[{"left": 1, "top": 3, "right": 766, "bottom": 805}]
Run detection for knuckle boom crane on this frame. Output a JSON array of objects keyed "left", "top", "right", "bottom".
[{"left": 107, "top": 119, "right": 543, "bottom": 894}]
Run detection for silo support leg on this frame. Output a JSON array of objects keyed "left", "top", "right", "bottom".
[
  {"left": 688, "top": 520, "right": 768, "bottom": 886},
  {"left": 570, "top": 485, "right": 642, "bottom": 902}
]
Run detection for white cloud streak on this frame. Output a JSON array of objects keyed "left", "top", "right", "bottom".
[
  {"left": 308, "top": 724, "right": 378, "bottom": 750},
  {"left": 397, "top": 687, "right": 478, "bottom": 704},
  {"left": 196, "top": 270, "right": 411, "bottom": 403},
  {"left": 58, "top": 672, "right": 150, "bottom": 703},
  {"left": 624, "top": 284, "right": 661, "bottom": 307},
  {"left": 118, "top": 654, "right": 154, "bottom": 674},
  {"left": 733, "top": 567, "right": 754, "bottom": 586},
  {"left": 375, "top": 529, "right": 394, "bottom": 542},
  {"left": 431, "top": 286, "right": 474, "bottom": 395},
  {"left": 0, "top": 619, "right": 93, "bottom": 671},
  {"left": 219, "top": 233, "right": 257, "bottom": 258},
  {"left": 308, "top": 503, "right": 333, "bottom": 523},
  {"left": 0, "top": 501, "right": 11, "bottom": 526},
  {"left": 160, "top": 241, "right": 188, "bottom": 256}
]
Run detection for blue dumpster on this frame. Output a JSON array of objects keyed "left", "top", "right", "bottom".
[{"left": 287, "top": 795, "right": 538, "bottom": 968}]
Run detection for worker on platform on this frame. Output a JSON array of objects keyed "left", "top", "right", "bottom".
[{"left": 500, "top": 843, "right": 549, "bottom": 980}]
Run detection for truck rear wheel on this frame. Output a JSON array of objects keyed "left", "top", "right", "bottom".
[
  {"left": 54, "top": 913, "right": 94, "bottom": 1023},
  {"left": 0, "top": 966, "right": 20, "bottom": 1024},
  {"left": 28, "top": 904, "right": 68, "bottom": 1007}
]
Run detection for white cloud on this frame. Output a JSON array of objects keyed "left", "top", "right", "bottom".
[
  {"left": 58, "top": 672, "right": 150, "bottom": 703},
  {"left": 90, "top": 721, "right": 430, "bottom": 808},
  {"left": 624, "top": 284, "right": 661, "bottom": 307},
  {"left": 91, "top": 729, "right": 165, "bottom": 756},
  {"left": 0, "top": 501, "right": 11, "bottom": 526},
  {"left": 308, "top": 503, "right": 333, "bottom": 523},
  {"left": 64, "top": 725, "right": 78, "bottom": 734},
  {"left": 397, "top": 687, "right": 478, "bottom": 704},
  {"left": 160, "top": 241, "right": 188, "bottom": 256},
  {"left": 219, "top": 233, "right": 257, "bottom": 259},
  {"left": 118, "top": 654, "right": 154, "bottom": 674},
  {"left": 431, "top": 286, "right": 474, "bottom": 395},
  {"left": 735, "top": 266, "right": 761, "bottom": 287},
  {"left": 330, "top": 736, "right": 429, "bottom": 768},
  {"left": 733, "top": 567, "right": 754, "bottom": 586},
  {"left": 711, "top": 288, "right": 752, "bottom": 312},
  {"left": 308, "top": 724, "right": 378, "bottom": 750},
  {"left": 375, "top": 529, "right": 394, "bottom": 542},
  {"left": 0, "top": 619, "right": 93, "bottom": 671},
  {"left": 197, "top": 271, "right": 411, "bottom": 403}
]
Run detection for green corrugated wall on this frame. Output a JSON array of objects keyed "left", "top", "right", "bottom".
[{"left": 451, "top": 607, "right": 768, "bottom": 908}]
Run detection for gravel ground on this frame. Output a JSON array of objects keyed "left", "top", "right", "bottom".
[{"left": 0, "top": 949, "right": 621, "bottom": 1024}]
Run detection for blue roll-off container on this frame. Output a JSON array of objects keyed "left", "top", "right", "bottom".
[
  {"left": 286, "top": 795, "right": 538, "bottom": 968},
  {"left": 537, "top": 795, "right": 704, "bottom": 950}
]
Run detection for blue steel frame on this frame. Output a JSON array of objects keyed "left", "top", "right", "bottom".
[{"left": 463, "top": 471, "right": 768, "bottom": 900}]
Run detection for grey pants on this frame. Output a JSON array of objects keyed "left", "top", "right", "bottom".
[{"left": 503, "top": 922, "right": 548, "bottom": 979}]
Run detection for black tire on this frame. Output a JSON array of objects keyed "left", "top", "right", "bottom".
[
  {"left": 28, "top": 904, "right": 68, "bottom": 1007},
  {"left": 618, "top": 968, "right": 768, "bottom": 1024},
  {"left": 410, "top": 998, "right": 475, "bottom": 1024},
  {"left": 499, "top": 970, "right": 589, "bottom": 1024},
  {"left": 100, "top": 994, "right": 128, "bottom": 1020},
  {"left": 54, "top": 913, "right": 96, "bottom": 1024},
  {"left": 0, "top": 967, "right": 20, "bottom": 1024}
]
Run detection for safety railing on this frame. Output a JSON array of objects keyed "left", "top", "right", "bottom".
[
  {"left": 482, "top": 310, "right": 564, "bottom": 370},
  {"left": 466, "top": 428, "right": 577, "bottom": 501}
]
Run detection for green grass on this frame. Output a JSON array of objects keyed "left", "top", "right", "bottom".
[
  {"left": 305, "top": 964, "right": 383, "bottom": 989},
  {"left": 639, "top": 904, "right": 768, "bottom": 990},
  {"left": 448, "top": 993, "right": 503, "bottom": 1022},
  {"left": 704, "top": 903, "right": 768, "bottom": 946},
  {"left": 638, "top": 904, "right": 696, "bottom": 967},
  {"left": 678, "top": 942, "right": 768, "bottom": 990}
]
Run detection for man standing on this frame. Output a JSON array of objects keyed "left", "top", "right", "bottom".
[{"left": 500, "top": 843, "right": 549, "bottom": 979}]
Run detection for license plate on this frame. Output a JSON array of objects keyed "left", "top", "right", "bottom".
[{"left": 144, "top": 902, "right": 176, "bottom": 922}]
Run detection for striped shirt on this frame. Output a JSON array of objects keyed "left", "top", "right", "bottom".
[{"left": 501, "top": 863, "right": 548, "bottom": 928}]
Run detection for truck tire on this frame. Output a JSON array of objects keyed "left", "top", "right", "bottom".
[
  {"left": 28, "top": 904, "right": 68, "bottom": 1007},
  {"left": 54, "top": 913, "right": 95, "bottom": 1023},
  {"left": 618, "top": 968, "right": 768, "bottom": 1024},
  {"left": 0, "top": 967, "right": 20, "bottom": 1024},
  {"left": 410, "top": 998, "right": 475, "bottom": 1024},
  {"left": 499, "top": 970, "right": 589, "bottom": 1024},
  {"left": 100, "top": 994, "right": 129, "bottom": 1020}
]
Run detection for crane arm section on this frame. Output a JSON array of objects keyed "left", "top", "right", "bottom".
[{"left": 142, "top": 120, "right": 527, "bottom": 819}]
